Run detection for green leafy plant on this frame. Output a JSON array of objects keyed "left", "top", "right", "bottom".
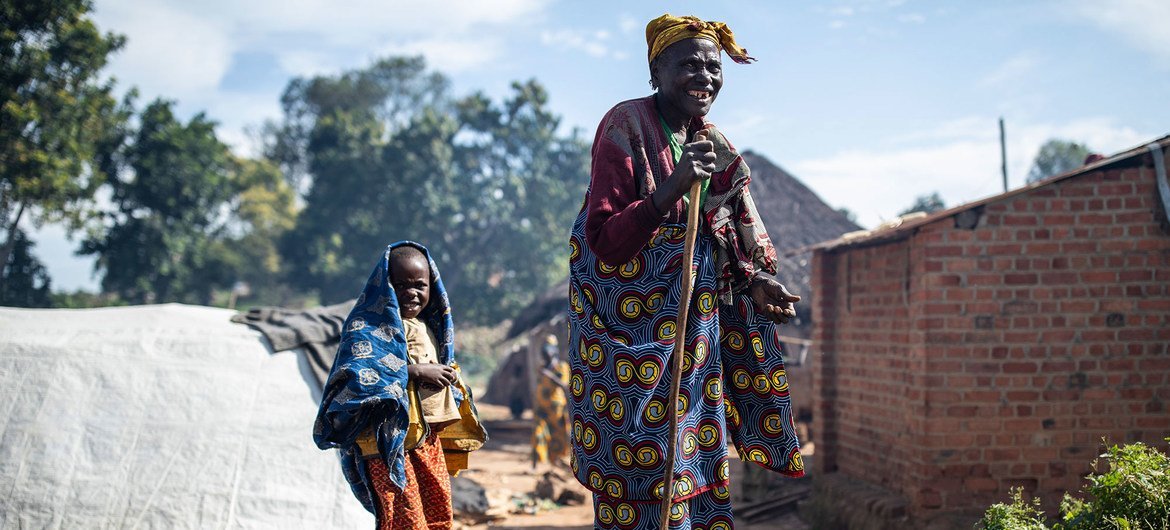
[
  {"left": 978, "top": 488, "right": 1049, "bottom": 530},
  {"left": 978, "top": 439, "right": 1170, "bottom": 530},
  {"left": 1060, "top": 440, "right": 1170, "bottom": 530}
]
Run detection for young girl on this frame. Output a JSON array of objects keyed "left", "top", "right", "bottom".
[{"left": 315, "top": 242, "right": 471, "bottom": 530}]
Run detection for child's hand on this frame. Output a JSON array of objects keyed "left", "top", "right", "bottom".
[{"left": 408, "top": 363, "right": 457, "bottom": 390}]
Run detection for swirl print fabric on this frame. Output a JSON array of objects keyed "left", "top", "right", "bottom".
[
  {"left": 594, "top": 484, "right": 733, "bottom": 530},
  {"left": 567, "top": 209, "right": 803, "bottom": 524}
]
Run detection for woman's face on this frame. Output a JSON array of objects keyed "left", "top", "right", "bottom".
[{"left": 652, "top": 38, "right": 723, "bottom": 123}]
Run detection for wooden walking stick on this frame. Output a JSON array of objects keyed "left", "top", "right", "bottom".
[{"left": 659, "top": 129, "right": 707, "bottom": 529}]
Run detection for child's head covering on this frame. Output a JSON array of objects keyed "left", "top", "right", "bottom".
[
  {"left": 646, "top": 13, "right": 755, "bottom": 65},
  {"left": 313, "top": 241, "right": 455, "bottom": 512}
]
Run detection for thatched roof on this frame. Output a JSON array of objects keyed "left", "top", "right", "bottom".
[
  {"left": 506, "top": 150, "right": 860, "bottom": 339},
  {"left": 739, "top": 150, "right": 861, "bottom": 337}
]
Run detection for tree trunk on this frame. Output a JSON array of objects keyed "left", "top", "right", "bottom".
[{"left": 0, "top": 201, "right": 27, "bottom": 276}]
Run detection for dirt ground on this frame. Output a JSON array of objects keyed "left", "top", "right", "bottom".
[{"left": 457, "top": 404, "right": 809, "bottom": 530}]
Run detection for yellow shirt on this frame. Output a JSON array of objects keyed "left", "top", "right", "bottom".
[{"left": 403, "top": 318, "right": 461, "bottom": 425}]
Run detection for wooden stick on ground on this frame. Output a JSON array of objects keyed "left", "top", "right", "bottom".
[{"left": 659, "top": 130, "right": 707, "bottom": 529}]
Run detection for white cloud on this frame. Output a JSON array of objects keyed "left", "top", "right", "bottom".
[
  {"left": 792, "top": 118, "right": 1151, "bottom": 228},
  {"left": 540, "top": 29, "right": 624, "bottom": 59},
  {"left": 92, "top": 0, "right": 549, "bottom": 94},
  {"left": 829, "top": 20, "right": 847, "bottom": 30},
  {"left": 94, "top": 2, "right": 233, "bottom": 97},
  {"left": 1073, "top": 0, "right": 1170, "bottom": 63},
  {"left": 619, "top": 13, "right": 639, "bottom": 34},
  {"left": 379, "top": 37, "right": 506, "bottom": 73},
  {"left": 830, "top": 6, "right": 856, "bottom": 17},
  {"left": 898, "top": 13, "right": 925, "bottom": 24},
  {"left": 978, "top": 53, "right": 1038, "bottom": 88}
]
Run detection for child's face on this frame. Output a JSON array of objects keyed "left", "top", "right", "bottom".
[{"left": 390, "top": 254, "right": 430, "bottom": 319}]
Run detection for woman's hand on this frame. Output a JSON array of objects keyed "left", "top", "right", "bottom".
[
  {"left": 652, "top": 131, "right": 715, "bottom": 213},
  {"left": 749, "top": 277, "right": 801, "bottom": 325},
  {"left": 408, "top": 363, "right": 457, "bottom": 390}
]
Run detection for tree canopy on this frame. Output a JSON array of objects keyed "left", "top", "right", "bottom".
[
  {"left": 271, "top": 58, "right": 589, "bottom": 324},
  {"left": 899, "top": 192, "right": 946, "bottom": 216},
  {"left": 1027, "top": 139, "right": 1092, "bottom": 184},
  {"left": 81, "top": 100, "right": 238, "bottom": 304},
  {"left": 0, "top": 0, "right": 126, "bottom": 271}
]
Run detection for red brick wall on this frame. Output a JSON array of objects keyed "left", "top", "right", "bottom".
[
  {"left": 813, "top": 153, "right": 1170, "bottom": 519},
  {"left": 812, "top": 238, "right": 927, "bottom": 493}
]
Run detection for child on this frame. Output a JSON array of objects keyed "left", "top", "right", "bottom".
[{"left": 314, "top": 242, "right": 468, "bottom": 530}]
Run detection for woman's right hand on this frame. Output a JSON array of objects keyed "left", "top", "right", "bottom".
[
  {"left": 408, "top": 363, "right": 457, "bottom": 390},
  {"left": 653, "top": 131, "right": 715, "bottom": 213}
]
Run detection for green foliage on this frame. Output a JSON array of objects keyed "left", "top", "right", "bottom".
[
  {"left": 1027, "top": 139, "right": 1092, "bottom": 184},
  {"left": 81, "top": 99, "right": 238, "bottom": 304},
  {"left": 0, "top": 0, "right": 127, "bottom": 269},
  {"left": 219, "top": 157, "right": 300, "bottom": 306},
  {"left": 1060, "top": 440, "right": 1170, "bottom": 530},
  {"left": 49, "top": 289, "right": 124, "bottom": 308},
  {"left": 977, "top": 440, "right": 1170, "bottom": 530},
  {"left": 454, "top": 322, "right": 510, "bottom": 392},
  {"left": 0, "top": 228, "right": 52, "bottom": 307},
  {"left": 272, "top": 57, "right": 589, "bottom": 324},
  {"left": 899, "top": 191, "right": 946, "bottom": 216},
  {"left": 979, "top": 488, "right": 1050, "bottom": 530}
]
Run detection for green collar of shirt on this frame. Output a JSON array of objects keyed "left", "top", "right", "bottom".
[{"left": 658, "top": 112, "right": 709, "bottom": 211}]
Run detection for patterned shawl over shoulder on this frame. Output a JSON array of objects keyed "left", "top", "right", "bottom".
[
  {"left": 313, "top": 241, "right": 458, "bottom": 512},
  {"left": 597, "top": 96, "right": 778, "bottom": 302}
]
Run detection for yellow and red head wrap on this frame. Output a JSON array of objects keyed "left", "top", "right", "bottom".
[{"left": 646, "top": 14, "right": 755, "bottom": 65}]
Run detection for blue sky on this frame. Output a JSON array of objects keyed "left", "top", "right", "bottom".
[{"left": 30, "top": 0, "right": 1170, "bottom": 291}]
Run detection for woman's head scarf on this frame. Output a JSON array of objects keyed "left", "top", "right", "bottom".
[{"left": 646, "top": 14, "right": 755, "bottom": 65}]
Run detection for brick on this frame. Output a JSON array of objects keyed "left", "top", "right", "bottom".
[
  {"left": 925, "top": 274, "right": 963, "bottom": 287},
  {"left": 926, "top": 246, "right": 965, "bottom": 258},
  {"left": 1080, "top": 271, "right": 1117, "bottom": 283},
  {"left": 1004, "top": 273, "right": 1038, "bottom": 285},
  {"left": 1003, "top": 215, "right": 1038, "bottom": 226},
  {"left": 1003, "top": 362, "right": 1038, "bottom": 374},
  {"left": 948, "top": 405, "right": 979, "bottom": 417},
  {"left": 1041, "top": 272, "right": 1078, "bottom": 285},
  {"left": 1027, "top": 242, "right": 1063, "bottom": 254},
  {"left": 965, "top": 477, "right": 999, "bottom": 491}
]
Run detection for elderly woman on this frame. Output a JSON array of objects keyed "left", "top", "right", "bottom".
[{"left": 567, "top": 14, "right": 804, "bottom": 529}]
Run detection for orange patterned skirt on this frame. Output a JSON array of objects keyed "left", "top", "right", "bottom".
[{"left": 366, "top": 433, "right": 453, "bottom": 530}]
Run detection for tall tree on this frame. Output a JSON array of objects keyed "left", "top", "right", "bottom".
[
  {"left": 0, "top": 0, "right": 126, "bottom": 271},
  {"left": 445, "top": 80, "right": 589, "bottom": 320},
  {"left": 81, "top": 100, "right": 236, "bottom": 304},
  {"left": 273, "top": 58, "right": 588, "bottom": 324},
  {"left": 1027, "top": 139, "right": 1092, "bottom": 183},
  {"left": 220, "top": 157, "right": 300, "bottom": 305},
  {"left": 0, "top": 228, "right": 52, "bottom": 307},
  {"left": 899, "top": 192, "right": 946, "bottom": 216}
]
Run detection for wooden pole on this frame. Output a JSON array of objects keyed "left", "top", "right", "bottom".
[
  {"left": 999, "top": 117, "right": 1008, "bottom": 192},
  {"left": 659, "top": 131, "right": 706, "bottom": 529}
]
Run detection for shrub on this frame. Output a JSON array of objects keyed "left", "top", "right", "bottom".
[
  {"left": 978, "top": 488, "right": 1049, "bottom": 530},
  {"left": 977, "top": 439, "right": 1170, "bottom": 530},
  {"left": 1060, "top": 440, "right": 1170, "bottom": 530}
]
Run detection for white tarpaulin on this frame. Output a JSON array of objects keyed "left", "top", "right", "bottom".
[{"left": 0, "top": 303, "right": 371, "bottom": 529}]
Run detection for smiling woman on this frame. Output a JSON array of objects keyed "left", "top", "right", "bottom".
[{"left": 567, "top": 13, "right": 806, "bottom": 530}]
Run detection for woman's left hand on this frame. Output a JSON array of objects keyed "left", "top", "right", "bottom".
[{"left": 749, "top": 277, "right": 801, "bottom": 325}]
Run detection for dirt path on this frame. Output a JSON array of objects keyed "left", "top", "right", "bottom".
[
  {"left": 458, "top": 404, "right": 809, "bottom": 530},
  {"left": 458, "top": 404, "right": 593, "bottom": 530}
]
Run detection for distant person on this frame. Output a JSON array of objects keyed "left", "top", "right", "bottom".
[
  {"left": 567, "top": 14, "right": 805, "bottom": 529},
  {"left": 315, "top": 242, "right": 482, "bottom": 530},
  {"left": 532, "top": 334, "right": 570, "bottom": 467}
]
